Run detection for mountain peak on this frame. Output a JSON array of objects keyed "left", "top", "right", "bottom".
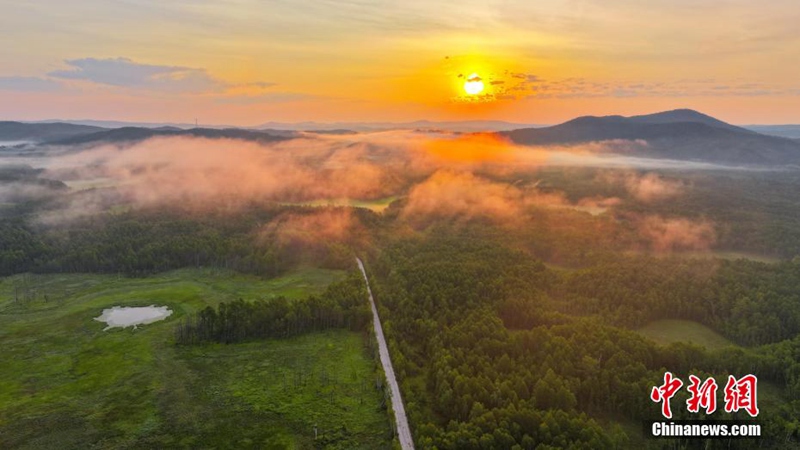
[
  {"left": 627, "top": 109, "right": 747, "bottom": 133},
  {"left": 503, "top": 108, "right": 800, "bottom": 166}
]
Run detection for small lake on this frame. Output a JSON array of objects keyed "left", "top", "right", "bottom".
[{"left": 95, "top": 305, "right": 173, "bottom": 330}]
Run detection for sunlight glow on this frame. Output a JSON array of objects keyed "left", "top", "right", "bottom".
[{"left": 464, "top": 73, "right": 484, "bottom": 95}]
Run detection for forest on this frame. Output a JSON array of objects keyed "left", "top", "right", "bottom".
[
  {"left": 173, "top": 271, "right": 372, "bottom": 345},
  {"left": 0, "top": 203, "right": 376, "bottom": 276},
  {"left": 2, "top": 164, "right": 800, "bottom": 449},
  {"left": 368, "top": 228, "right": 800, "bottom": 449}
]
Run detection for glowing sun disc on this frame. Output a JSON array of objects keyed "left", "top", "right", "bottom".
[{"left": 464, "top": 73, "right": 484, "bottom": 95}]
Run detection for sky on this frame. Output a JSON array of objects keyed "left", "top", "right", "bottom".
[{"left": 1, "top": 0, "right": 799, "bottom": 125}]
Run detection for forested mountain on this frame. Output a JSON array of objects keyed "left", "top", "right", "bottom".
[
  {"left": 745, "top": 125, "right": 800, "bottom": 139},
  {"left": 503, "top": 110, "right": 800, "bottom": 166},
  {"left": 627, "top": 109, "right": 750, "bottom": 132},
  {"left": 47, "top": 127, "right": 294, "bottom": 146},
  {"left": 0, "top": 121, "right": 106, "bottom": 143},
  {"left": 6, "top": 111, "right": 800, "bottom": 168},
  {"left": 256, "top": 119, "right": 542, "bottom": 132}
]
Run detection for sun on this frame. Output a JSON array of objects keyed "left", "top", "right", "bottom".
[{"left": 464, "top": 73, "right": 484, "bottom": 95}]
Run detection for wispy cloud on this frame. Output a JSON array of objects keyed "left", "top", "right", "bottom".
[
  {"left": 0, "top": 57, "right": 293, "bottom": 102},
  {"left": 47, "top": 57, "right": 225, "bottom": 93},
  {"left": 0, "top": 76, "right": 61, "bottom": 92},
  {"left": 483, "top": 73, "right": 800, "bottom": 101}
]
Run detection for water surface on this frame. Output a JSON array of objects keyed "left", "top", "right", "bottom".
[{"left": 95, "top": 305, "right": 173, "bottom": 330}]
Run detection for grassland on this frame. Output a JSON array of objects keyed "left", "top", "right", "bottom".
[
  {"left": 282, "top": 197, "right": 399, "bottom": 213},
  {"left": 637, "top": 319, "right": 735, "bottom": 350},
  {"left": 0, "top": 268, "right": 392, "bottom": 449},
  {"left": 677, "top": 251, "right": 781, "bottom": 264},
  {"left": 624, "top": 250, "right": 782, "bottom": 264}
]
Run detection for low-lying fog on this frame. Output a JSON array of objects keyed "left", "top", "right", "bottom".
[{"left": 0, "top": 130, "right": 789, "bottom": 254}]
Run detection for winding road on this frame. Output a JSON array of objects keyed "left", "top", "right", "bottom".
[{"left": 356, "top": 257, "right": 415, "bottom": 450}]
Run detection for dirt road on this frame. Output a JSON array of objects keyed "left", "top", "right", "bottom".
[{"left": 356, "top": 257, "right": 414, "bottom": 450}]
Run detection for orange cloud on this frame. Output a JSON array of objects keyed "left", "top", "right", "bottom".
[
  {"left": 401, "top": 170, "right": 525, "bottom": 225},
  {"left": 624, "top": 173, "right": 684, "bottom": 203},
  {"left": 260, "top": 208, "right": 365, "bottom": 247},
  {"left": 638, "top": 215, "right": 716, "bottom": 252}
]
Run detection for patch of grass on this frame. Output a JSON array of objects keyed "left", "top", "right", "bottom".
[
  {"left": 178, "top": 331, "right": 391, "bottom": 449},
  {"left": 0, "top": 267, "right": 344, "bottom": 316},
  {"left": 682, "top": 251, "right": 781, "bottom": 264},
  {"left": 624, "top": 250, "right": 781, "bottom": 264},
  {"left": 637, "top": 319, "right": 735, "bottom": 350},
  {"left": 0, "top": 268, "right": 390, "bottom": 449},
  {"left": 283, "top": 197, "right": 400, "bottom": 213}
]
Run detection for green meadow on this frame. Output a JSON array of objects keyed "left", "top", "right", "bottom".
[
  {"left": 637, "top": 319, "right": 735, "bottom": 350},
  {"left": 282, "top": 197, "right": 400, "bottom": 213},
  {"left": 0, "top": 268, "right": 392, "bottom": 449}
]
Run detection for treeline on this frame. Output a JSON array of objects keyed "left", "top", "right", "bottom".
[
  {"left": 0, "top": 213, "right": 284, "bottom": 276},
  {"left": 367, "top": 228, "right": 800, "bottom": 449},
  {"left": 369, "top": 231, "right": 627, "bottom": 448},
  {"left": 175, "top": 271, "right": 371, "bottom": 344},
  {"left": 0, "top": 204, "right": 375, "bottom": 277},
  {"left": 555, "top": 256, "right": 800, "bottom": 346},
  {"left": 533, "top": 168, "right": 800, "bottom": 260}
]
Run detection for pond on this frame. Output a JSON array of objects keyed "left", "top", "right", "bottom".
[{"left": 95, "top": 305, "right": 173, "bottom": 330}]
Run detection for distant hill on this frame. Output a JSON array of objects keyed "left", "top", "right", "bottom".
[
  {"left": 48, "top": 127, "right": 294, "bottom": 146},
  {"left": 26, "top": 119, "right": 228, "bottom": 129},
  {"left": 744, "top": 125, "right": 800, "bottom": 139},
  {"left": 627, "top": 109, "right": 750, "bottom": 133},
  {"left": 7, "top": 113, "right": 800, "bottom": 166},
  {"left": 24, "top": 119, "right": 544, "bottom": 133},
  {"left": 0, "top": 121, "right": 106, "bottom": 143},
  {"left": 257, "top": 120, "right": 543, "bottom": 132},
  {"left": 0, "top": 164, "right": 68, "bottom": 194},
  {"left": 503, "top": 109, "right": 800, "bottom": 166}
]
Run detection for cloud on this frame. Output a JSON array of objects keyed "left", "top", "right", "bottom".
[
  {"left": 637, "top": 215, "right": 716, "bottom": 252},
  {"left": 481, "top": 70, "right": 800, "bottom": 102},
  {"left": 0, "top": 182, "right": 61, "bottom": 202},
  {"left": 30, "top": 129, "right": 728, "bottom": 262},
  {"left": 535, "top": 78, "right": 800, "bottom": 99},
  {"left": 398, "top": 168, "right": 625, "bottom": 229},
  {"left": 33, "top": 131, "right": 530, "bottom": 223},
  {"left": 0, "top": 76, "right": 61, "bottom": 92},
  {"left": 47, "top": 57, "right": 227, "bottom": 93},
  {"left": 39, "top": 134, "right": 410, "bottom": 222},
  {"left": 39, "top": 129, "right": 692, "bottom": 215},
  {"left": 575, "top": 196, "right": 623, "bottom": 215},
  {"left": 420, "top": 133, "right": 539, "bottom": 166},
  {"left": 624, "top": 173, "right": 684, "bottom": 202},
  {"left": 1, "top": 57, "right": 291, "bottom": 99},
  {"left": 401, "top": 170, "right": 524, "bottom": 225},
  {"left": 36, "top": 130, "right": 730, "bottom": 245},
  {"left": 260, "top": 208, "right": 367, "bottom": 248},
  {"left": 599, "top": 171, "right": 685, "bottom": 202}
]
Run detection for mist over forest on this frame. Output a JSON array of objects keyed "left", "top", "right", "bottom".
[{"left": 3, "top": 109, "right": 800, "bottom": 450}]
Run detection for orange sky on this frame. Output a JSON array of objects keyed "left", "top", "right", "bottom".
[{"left": 1, "top": 1, "right": 799, "bottom": 125}]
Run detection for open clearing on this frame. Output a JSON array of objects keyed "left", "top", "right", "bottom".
[
  {"left": 0, "top": 268, "right": 391, "bottom": 449},
  {"left": 637, "top": 319, "right": 734, "bottom": 350},
  {"left": 283, "top": 196, "right": 399, "bottom": 213}
]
